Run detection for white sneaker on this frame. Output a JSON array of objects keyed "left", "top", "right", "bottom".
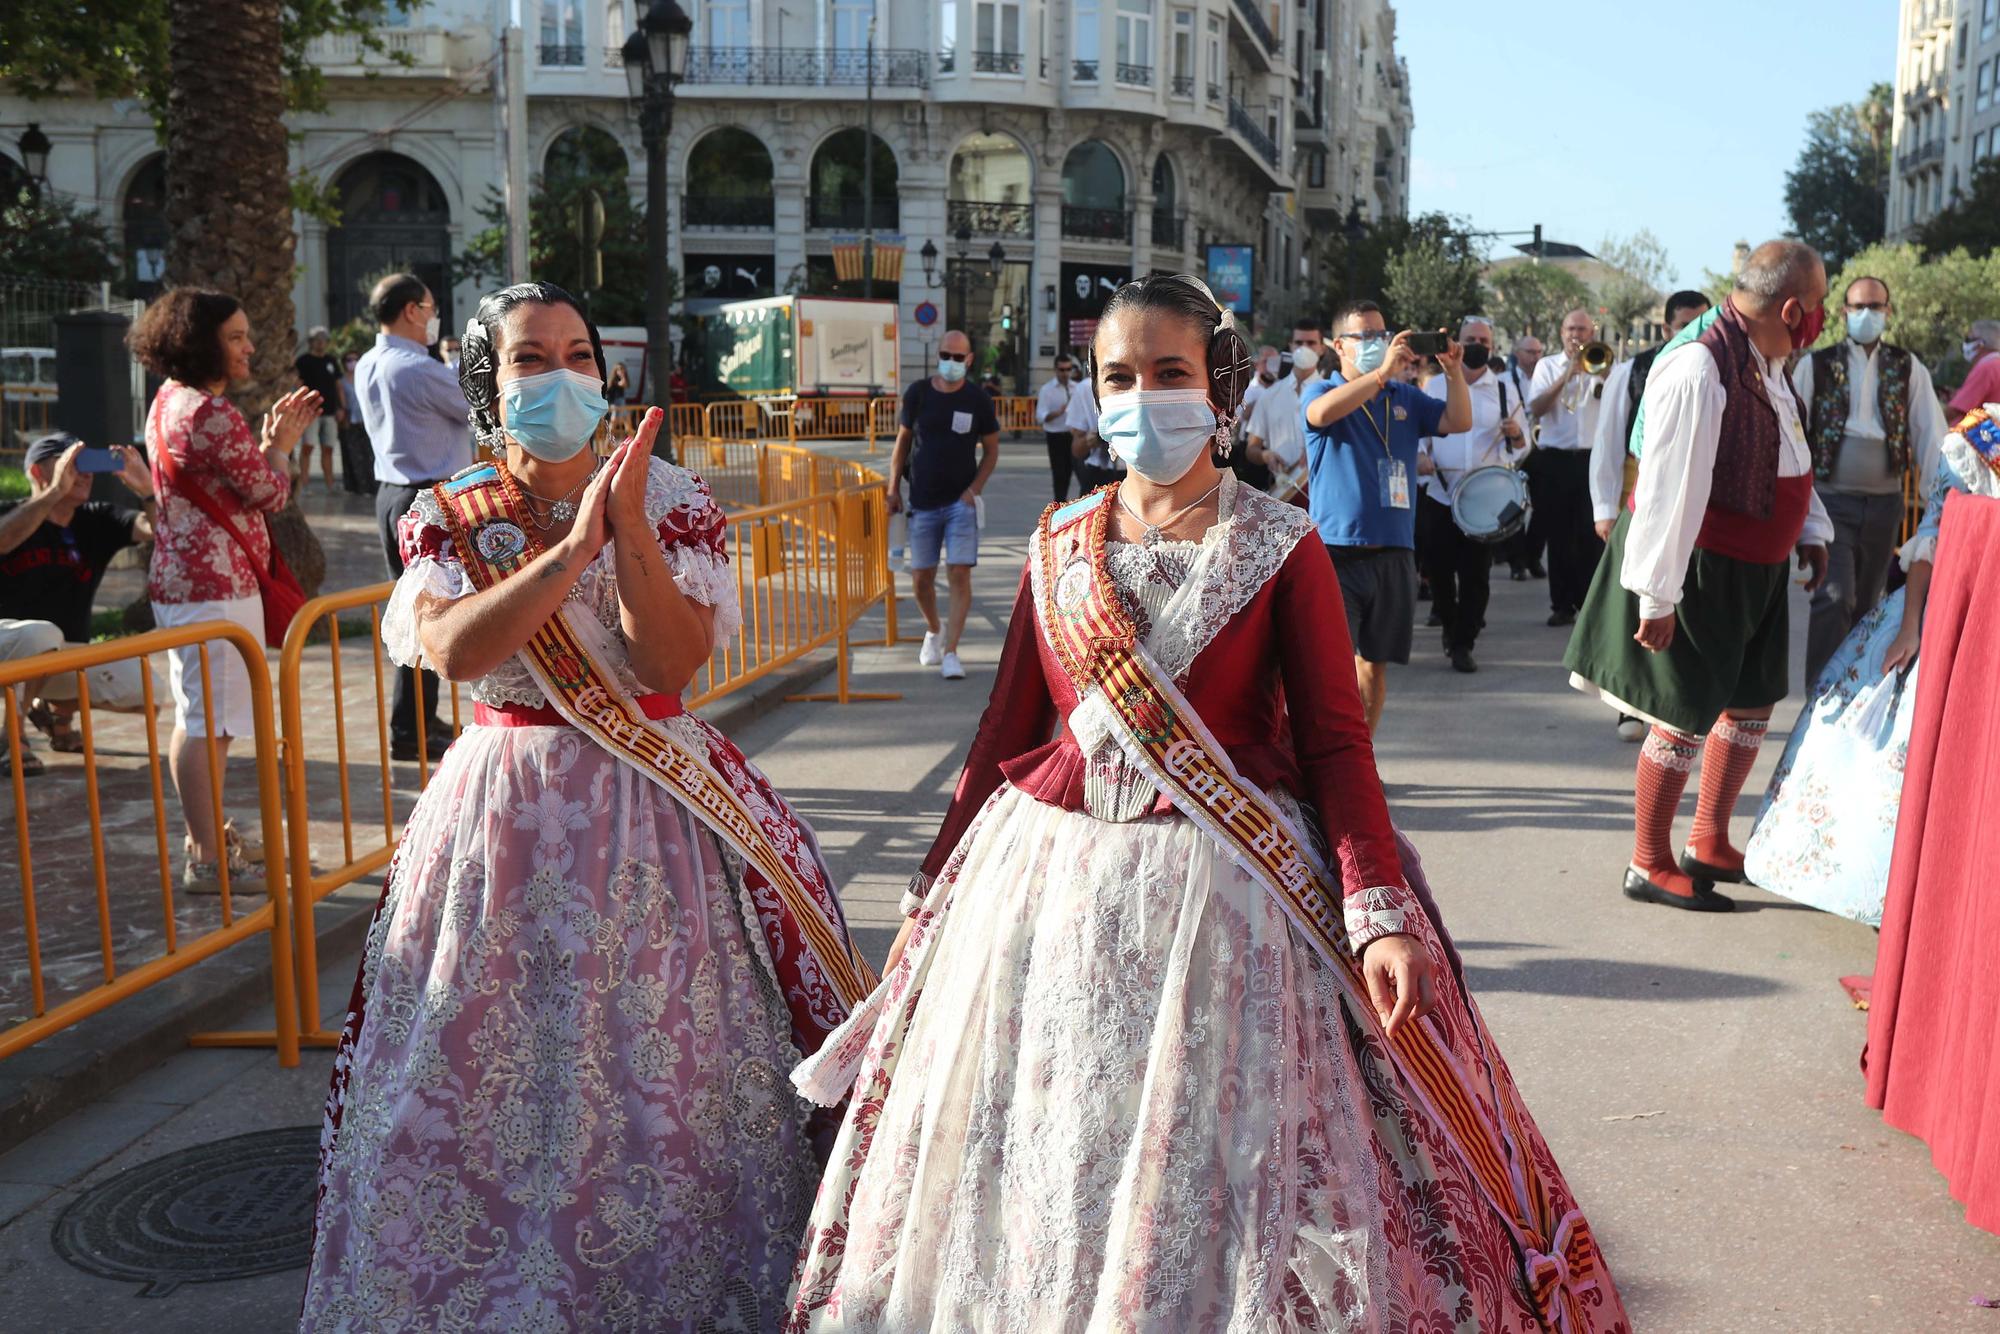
[
  {"left": 1617, "top": 717, "right": 1646, "bottom": 743},
  {"left": 940, "top": 651, "right": 966, "bottom": 680},
  {"left": 918, "top": 631, "right": 943, "bottom": 667}
]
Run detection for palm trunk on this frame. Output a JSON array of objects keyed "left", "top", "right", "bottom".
[{"left": 163, "top": 0, "right": 325, "bottom": 595}]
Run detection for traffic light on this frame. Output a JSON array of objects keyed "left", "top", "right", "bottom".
[{"left": 1000, "top": 302, "right": 1014, "bottom": 332}]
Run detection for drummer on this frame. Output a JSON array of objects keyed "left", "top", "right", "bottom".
[{"left": 1417, "top": 316, "right": 1530, "bottom": 674}]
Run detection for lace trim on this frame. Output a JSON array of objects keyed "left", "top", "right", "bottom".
[
  {"left": 1344, "top": 883, "right": 1418, "bottom": 954},
  {"left": 664, "top": 542, "right": 743, "bottom": 643},
  {"left": 380, "top": 556, "right": 470, "bottom": 670},
  {"left": 899, "top": 870, "right": 936, "bottom": 919},
  {"left": 1149, "top": 477, "right": 1317, "bottom": 682}
]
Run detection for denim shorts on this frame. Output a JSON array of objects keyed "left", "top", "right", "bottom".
[{"left": 907, "top": 500, "right": 979, "bottom": 570}]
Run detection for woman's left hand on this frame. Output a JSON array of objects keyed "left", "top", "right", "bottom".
[
  {"left": 605, "top": 407, "right": 662, "bottom": 535},
  {"left": 1880, "top": 623, "right": 1922, "bottom": 675},
  {"left": 1361, "top": 933, "right": 1436, "bottom": 1042}
]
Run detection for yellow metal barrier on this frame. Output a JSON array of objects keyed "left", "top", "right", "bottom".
[
  {"left": 0, "top": 624, "right": 300, "bottom": 1066},
  {"left": 993, "top": 395, "right": 1039, "bottom": 433},
  {"left": 789, "top": 396, "right": 875, "bottom": 443}
]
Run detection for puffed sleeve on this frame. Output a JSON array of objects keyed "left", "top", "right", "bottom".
[
  {"left": 1270, "top": 538, "right": 1421, "bottom": 954},
  {"left": 191, "top": 394, "right": 291, "bottom": 513},
  {"left": 646, "top": 458, "right": 743, "bottom": 644},
  {"left": 381, "top": 488, "right": 468, "bottom": 668},
  {"left": 906, "top": 562, "right": 1059, "bottom": 912}
]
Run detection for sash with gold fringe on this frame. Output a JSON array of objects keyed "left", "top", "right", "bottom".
[
  {"left": 432, "top": 461, "right": 876, "bottom": 1048},
  {"left": 1035, "top": 485, "right": 1604, "bottom": 1331}
]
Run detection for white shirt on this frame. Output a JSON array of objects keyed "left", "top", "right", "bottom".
[
  {"left": 1037, "top": 375, "right": 1077, "bottom": 431},
  {"left": 1622, "top": 339, "right": 1834, "bottom": 619},
  {"left": 1789, "top": 339, "right": 1948, "bottom": 496},
  {"left": 1528, "top": 351, "right": 1605, "bottom": 451},
  {"left": 1064, "top": 386, "right": 1123, "bottom": 472},
  {"left": 1248, "top": 373, "right": 1308, "bottom": 468},
  {"left": 1418, "top": 369, "right": 1527, "bottom": 504},
  {"left": 1589, "top": 358, "right": 1638, "bottom": 522}
]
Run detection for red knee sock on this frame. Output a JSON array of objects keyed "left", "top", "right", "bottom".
[
  {"left": 1634, "top": 725, "right": 1704, "bottom": 895},
  {"left": 1688, "top": 715, "right": 1769, "bottom": 872}
]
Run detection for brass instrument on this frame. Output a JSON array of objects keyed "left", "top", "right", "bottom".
[{"left": 1579, "top": 341, "right": 1614, "bottom": 375}]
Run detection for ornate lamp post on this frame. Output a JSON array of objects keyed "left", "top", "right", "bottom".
[
  {"left": 18, "top": 123, "right": 51, "bottom": 197},
  {"left": 622, "top": 0, "right": 691, "bottom": 457}
]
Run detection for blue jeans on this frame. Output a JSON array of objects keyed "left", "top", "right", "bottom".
[{"left": 907, "top": 501, "right": 979, "bottom": 570}]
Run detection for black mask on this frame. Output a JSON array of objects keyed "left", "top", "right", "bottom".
[{"left": 1461, "top": 343, "right": 1491, "bottom": 370}]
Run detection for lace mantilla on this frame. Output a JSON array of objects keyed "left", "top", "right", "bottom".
[
  {"left": 381, "top": 457, "right": 741, "bottom": 708},
  {"left": 1344, "top": 884, "right": 1417, "bottom": 954}
]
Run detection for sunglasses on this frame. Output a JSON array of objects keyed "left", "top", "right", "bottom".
[{"left": 939, "top": 351, "right": 969, "bottom": 363}]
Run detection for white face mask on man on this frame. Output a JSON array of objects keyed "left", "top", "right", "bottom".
[{"left": 1096, "top": 388, "right": 1220, "bottom": 485}]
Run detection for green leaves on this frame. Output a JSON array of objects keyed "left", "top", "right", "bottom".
[{"left": 1784, "top": 83, "right": 1891, "bottom": 271}]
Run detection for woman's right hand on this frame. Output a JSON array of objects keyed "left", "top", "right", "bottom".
[
  {"left": 262, "top": 386, "right": 321, "bottom": 454},
  {"left": 1881, "top": 623, "right": 1921, "bottom": 675}
]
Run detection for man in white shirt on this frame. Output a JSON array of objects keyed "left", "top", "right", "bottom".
[
  {"left": 1791, "top": 275, "right": 1950, "bottom": 682},
  {"left": 1500, "top": 335, "right": 1544, "bottom": 580},
  {"left": 1564, "top": 241, "right": 1834, "bottom": 914},
  {"left": 1244, "top": 335, "right": 1319, "bottom": 497},
  {"left": 1528, "top": 310, "right": 1612, "bottom": 625},
  {"left": 1037, "top": 353, "right": 1082, "bottom": 502},
  {"left": 1064, "top": 373, "right": 1123, "bottom": 491},
  {"left": 1415, "top": 317, "right": 1528, "bottom": 672}
]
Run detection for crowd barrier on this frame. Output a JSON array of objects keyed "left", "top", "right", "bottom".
[
  {"left": 0, "top": 426, "right": 899, "bottom": 1062},
  {"left": 611, "top": 393, "right": 1040, "bottom": 461}
]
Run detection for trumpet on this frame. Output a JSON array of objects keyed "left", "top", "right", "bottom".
[{"left": 1578, "top": 341, "right": 1614, "bottom": 376}]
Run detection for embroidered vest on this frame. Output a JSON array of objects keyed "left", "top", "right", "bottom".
[
  {"left": 1807, "top": 341, "right": 1914, "bottom": 481},
  {"left": 1621, "top": 344, "right": 1663, "bottom": 459}
]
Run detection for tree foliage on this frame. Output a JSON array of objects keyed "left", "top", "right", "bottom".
[
  {"left": 1384, "top": 238, "right": 1484, "bottom": 335},
  {"left": 1484, "top": 263, "right": 1592, "bottom": 343},
  {"left": 0, "top": 189, "right": 120, "bottom": 285},
  {"left": 1321, "top": 211, "right": 1484, "bottom": 328},
  {"left": 1816, "top": 241, "right": 2000, "bottom": 382},
  {"left": 1916, "top": 155, "right": 2000, "bottom": 259},
  {"left": 1595, "top": 229, "right": 1674, "bottom": 342},
  {"left": 1784, "top": 83, "right": 1891, "bottom": 270}
]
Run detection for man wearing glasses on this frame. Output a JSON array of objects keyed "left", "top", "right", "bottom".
[
  {"left": 1303, "top": 300, "right": 1470, "bottom": 733},
  {"left": 889, "top": 329, "right": 1000, "bottom": 681},
  {"left": 1036, "top": 352, "right": 1082, "bottom": 502},
  {"left": 1790, "top": 276, "right": 1949, "bottom": 682}
]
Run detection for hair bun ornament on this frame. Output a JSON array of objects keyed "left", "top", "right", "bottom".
[{"left": 457, "top": 318, "right": 498, "bottom": 415}]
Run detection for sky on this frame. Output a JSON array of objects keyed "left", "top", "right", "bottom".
[{"left": 1398, "top": 0, "right": 1898, "bottom": 289}]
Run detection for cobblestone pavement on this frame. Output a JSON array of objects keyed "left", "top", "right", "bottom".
[{"left": 0, "top": 442, "right": 1995, "bottom": 1331}]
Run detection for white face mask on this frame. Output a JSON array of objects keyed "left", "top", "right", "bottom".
[
  {"left": 1291, "top": 345, "right": 1319, "bottom": 374},
  {"left": 1096, "top": 388, "right": 1220, "bottom": 485},
  {"left": 425, "top": 312, "right": 442, "bottom": 346},
  {"left": 1965, "top": 338, "right": 1985, "bottom": 363}
]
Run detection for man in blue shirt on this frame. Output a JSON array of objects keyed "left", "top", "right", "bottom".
[
  {"left": 1303, "top": 299, "right": 1470, "bottom": 732},
  {"left": 354, "top": 272, "right": 470, "bottom": 761}
]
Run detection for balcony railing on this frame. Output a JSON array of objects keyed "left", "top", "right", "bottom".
[
  {"left": 1116, "top": 62, "right": 1153, "bottom": 86},
  {"left": 1228, "top": 96, "right": 1280, "bottom": 169},
  {"left": 948, "top": 200, "right": 1034, "bottom": 237},
  {"left": 685, "top": 46, "right": 929, "bottom": 88},
  {"left": 1898, "top": 138, "right": 1947, "bottom": 173},
  {"left": 303, "top": 28, "right": 453, "bottom": 75},
  {"left": 540, "top": 42, "right": 585, "bottom": 67},
  {"left": 972, "top": 49, "right": 1024, "bottom": 74},
  {"left": 1207, "top": 81, "right": 1223, "bottom": 102},
  {"left": 1062, "top": 205, "right": 1131, "bottom": 242},
  {"left": 683, "top": 195, "right": 776, "bottom": 229},
  {"left": 1232, "top": 0, "right": 1279, "bottom": 55},
  {"left": 1074, "top": 58, "right": 1100, "bottom": 81},
  {"left": 1171, "top": 73, "right": 1195, "bottom": 96},
  {"left": 1151, "top": 211, "right": 1185, "bottom": 249},
  {"left": 807, "top": 196, "right": 900, "bottom": 230}
]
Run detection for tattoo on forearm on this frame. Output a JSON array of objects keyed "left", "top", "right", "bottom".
[{"left": 537, "top": 556, "right": 567, "bottom": 581}]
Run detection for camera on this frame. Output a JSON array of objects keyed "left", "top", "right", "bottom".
[{"left": 1404, "top": 331, "right": 1448, "bottom": 358}]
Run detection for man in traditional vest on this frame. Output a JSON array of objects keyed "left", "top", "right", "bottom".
[
  {"left": 1563, "top": 240, "right": 1834, "bottom": 912},
  {"left": 1790, "top": 276, "right": 1949, "bottom": 683}
]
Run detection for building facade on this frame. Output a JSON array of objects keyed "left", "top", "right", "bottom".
[
  {"left": 1889, "top": 0, "right": 2000, "bottom": 240},
  {"left": 1, "top": 0, "right": 1411, "bottom": 393}
]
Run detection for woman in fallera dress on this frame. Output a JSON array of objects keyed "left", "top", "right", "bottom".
[
  {"left": 785, "top": 275, "right": 1629, "bottom": 1332},
  {"left": 301, "top": 282, "right": 872, "bottom": 1332}
]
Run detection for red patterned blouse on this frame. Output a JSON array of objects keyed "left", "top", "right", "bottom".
[{"left": 145, "top": 380, "right": 292, "bottom": 604}]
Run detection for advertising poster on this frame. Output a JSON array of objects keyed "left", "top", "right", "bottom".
[{"left": 1205, "top": 245, "right": 1254, "bottom": 316}]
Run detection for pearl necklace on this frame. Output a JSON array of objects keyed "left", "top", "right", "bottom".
[{"left": 1117, "top": 478, "right": 1223, "bottom": 547}]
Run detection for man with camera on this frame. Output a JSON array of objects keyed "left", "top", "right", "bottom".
[
  {"left": 1528, "top": 308, "right": 1612, "bottom": 626},
  {"left": 1304, "top": 300, "right": 1471, "bottom": 732},
  {"left": 0, "top": 432, "right": 157, "bottom": 775}
]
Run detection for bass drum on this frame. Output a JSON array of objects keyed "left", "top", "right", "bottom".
[{"left": 1451, "top": 465, "right": 1532, "bottom": 544}]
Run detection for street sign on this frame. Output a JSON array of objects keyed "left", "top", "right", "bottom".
[{"left": 914, "top": 301, "right": 938, "bottom": 328}]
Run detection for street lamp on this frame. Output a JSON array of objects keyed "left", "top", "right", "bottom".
[
  {"left": 622, "top": 0, "right": 691, "bottom": 459},
  {"left": 18, "top": 123, "right": 51, "bottom": 194}
]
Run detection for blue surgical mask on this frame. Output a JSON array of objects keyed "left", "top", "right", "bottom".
[
  {"left": 1097, "top": 388, "right": 1219, "bottom": 485},
  {"left": 938, "top": 358, "right": 968, "bottom": 383},
  {"left": 1351, "top": 338, "right": 1388, "bottom": 376},
  {"left": 500, "top": 368, "right": 608, "bottom": 461},
  {"left": 1846, "top": 309, "right": 1886, "bottom": 345}
]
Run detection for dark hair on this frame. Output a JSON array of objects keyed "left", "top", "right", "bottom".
[
  {"left": 127, "top": 287, "right": 243, "bottom": 386},
  {"left": 1663, "top": 289, "right": 1711, "bottom": 323},
  {"left": 458, "top": 281, "right": 607, "bottom": 451},
  {"left": 1844, "top": 274, "right": 1892, "bottom": 304},
  {"left": 1092, "top": 274, "right": 1252, "bottom": 424},
  {"left": 1292, "top": 316, "right": 1323, "bottom": 334},
  {"left": 1332, "top": 299, "right": 1383, "bottom": 332},
  {"left": 368, "top": 272, "right": 431, "bottom": 327}
]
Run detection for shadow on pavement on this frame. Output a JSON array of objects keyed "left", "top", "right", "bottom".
[
  {"left": 1386, "top": 782, "right": 1633, "bottom": 832},
  {"left": 1462, "top": 956, "right": 1786, "bottom": 1001}
]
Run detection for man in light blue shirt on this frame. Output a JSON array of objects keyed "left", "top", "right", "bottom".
[{"left": 353, "top": 272, "right": 469, "bottom": 761}]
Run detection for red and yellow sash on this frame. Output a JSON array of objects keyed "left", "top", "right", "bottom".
[
  {"left": 1035, "top": 485, "right": 1603, "bottom": 1331},
  {"left": 432, "top": 462, "right": 876, "bottom": 1034}
]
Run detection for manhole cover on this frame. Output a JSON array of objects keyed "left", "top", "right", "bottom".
[{"left": 52, "top": 1125, "right": 320, "bottom": 1296}]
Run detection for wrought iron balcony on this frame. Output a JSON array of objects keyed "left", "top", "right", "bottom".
[
  {"left": 947, "top": 200, "right": 1034, "bottom": 237},
  {"left": 1062, "top": 205, "right": 1131, "bottom": 242},
  {"left": 807, "top": 195, "right": 900, "bottom": 230},
  {"left": 684, "top": 46, "right": 929, "bottom": 88},
  {"left": 539, "top": 42, "right": 585, "bottom": 67},
  {"left": 972, "top": 49, "right": 1024, "bottom": 74},
  {"left": 1151, "top": 211, "right": 1185, "bottom": 249},
  {"left": 1228, "top": 96, "right": 1280, "bottom": 169},
  {"left": 1116, "top": 62, "right": 1153, "bottom": 86},
  {"left": 1232, "top": 0, "right": 1279, "bottom": 55},
  {"left": 683, "top": 195, "right": 775, "bottom": 229},
  {"left": 1171, "top": 74, "right": 1195, "bottom": 96},
  {"left": 1207, "top": 81, "right": 1223, "bottom": 102},
  {"left": 1074, "top": 58, "right": 1100, "bottom": 81}
]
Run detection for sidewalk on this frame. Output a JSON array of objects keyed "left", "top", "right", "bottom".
[{"left": 0, "top": 441, "right": 1994, "bottom": 1330}]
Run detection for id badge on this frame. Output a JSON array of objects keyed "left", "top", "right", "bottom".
[{"left": 1380, "top": 458, "right": 1411, "bottom": 510}]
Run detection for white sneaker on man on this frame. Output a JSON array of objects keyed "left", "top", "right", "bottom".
[
  {"left": 1616, "top": 716, "right": 1646, "bottom": 743},
  {"left": 940, "top": 651, "right": 966, "bottom": 681},
  {"left": 918, "top": 631, "right": 943, "bottom": 667}
]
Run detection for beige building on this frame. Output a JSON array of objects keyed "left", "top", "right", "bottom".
[
  {"left": 1888, "top": 0, "right": 2000, "bottom": 240},
  {"left": 1, "top": 0, "right": 1412, "bottom": 392}
]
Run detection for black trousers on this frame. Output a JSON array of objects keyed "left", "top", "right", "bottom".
[
  {"left": 1418, "top": 493, "right": 1492, "bottom": 651},
  {"left": 1526, "top": 449, "right": 1603, "bottom": 614},
  {"left": 1044, "top": 431, "right": 1074, "bottom": 502},
  {"left": 376, "top": 480, "right": 445, "bottom": 742}
]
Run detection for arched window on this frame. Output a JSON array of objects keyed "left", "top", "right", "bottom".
[
  {"left": 122, "top": 155, "right": 170, "bottom": 297},
  {"left": 683, "top": 127, "right": 774, "bottom": 229},
  {"left": 808, "top": 129, "right": 898, "bottom": 230},
  {"left": 1060, "top": 141, "right": 1128, "bottom": 241},
  {"left": 326, "top": 152, "right": 453, "bottom": 329},
  {"left": 948, "top": 133, "right": 1032, "bottom": 236},
  {"left": 545, "top": 124, "right": 628, "bottom": 182},
  {"left": 1149, "top": 154, "right": 1181, "bottom": 249}
]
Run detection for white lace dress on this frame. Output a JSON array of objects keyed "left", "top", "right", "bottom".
[
  {"left": 302, "top": 458, "right": 817, "bottom": 1333},
  {"left": 785, "top": 525, "right": 1388, "bottom": 1332}
]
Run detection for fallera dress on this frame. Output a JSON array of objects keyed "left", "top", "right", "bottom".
[{"left": 785, "top": 475, "right": 1629, "bottom": 1333}]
